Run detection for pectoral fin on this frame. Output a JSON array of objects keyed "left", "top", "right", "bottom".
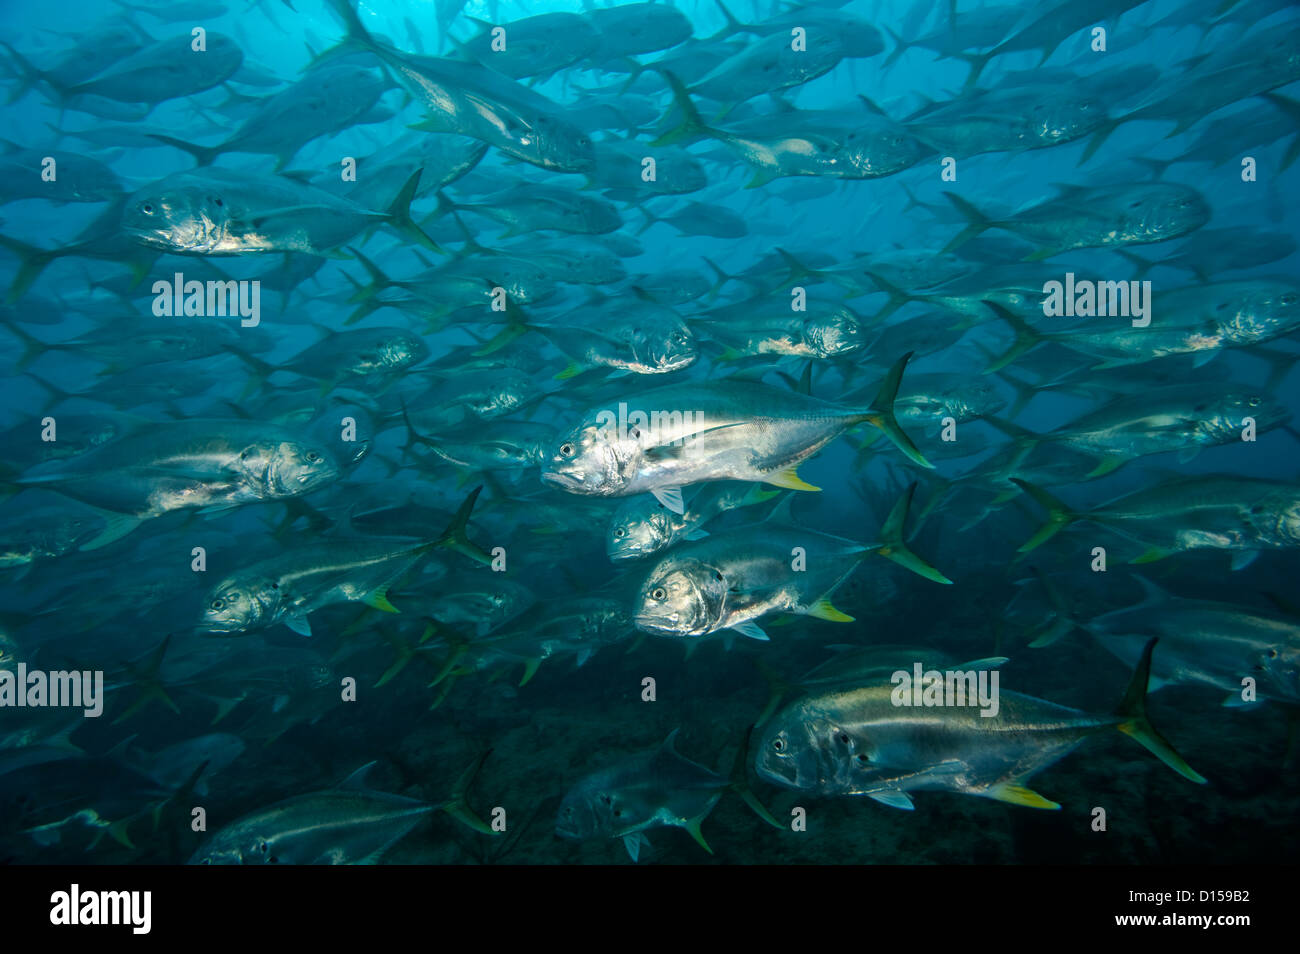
[
  {"left": 1229, "top": 550, "right": 1260, "bottom": 572},
  {"left": 762, "top": 466, "right": 821, "bottom": 491},
  {"left": 363, "top": 586, "right": 400, "bottom": 613},
  {"left": 683, "top": 817, "right": 713, "bottom": 854},
  {"left": 623, "top": 832, "right": 649, "bottom": 862},
  {"left": 651, "top": 486, "right": 685, "bottom": 514},
  {"left": 283, "top": 616, "right": 312, "bottom": 637},
  {"left": 986, "top": 782, "right": 1060, "bottom": 809},
  {"left": 807, "top": 598, "right": 855, "bottom": 622},
  {"left": 866, "top": 790, "right": 915, "bottom": 810},
  {"left": 730, "top": 620, "right": 769, "bottom": 641}
]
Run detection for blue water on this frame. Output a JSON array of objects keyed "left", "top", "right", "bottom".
[{"left": 0, "top": 0, "right": 1298, "bottom": 864}]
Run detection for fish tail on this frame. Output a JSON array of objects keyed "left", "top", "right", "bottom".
[
  {"left": 651, "top": 71, "right": 712, "bottom": 146},
  {"left": 635, "top": 206, "right": 662, "bottom": 236},
  {"left": 1079, "top": 118, "right": 1121, "bottom": 165},
  {"left": 1024, "top": 565, "right": 1078, "bottom": 648},
  {"left": 709, "top": 0, "right": 747, "bottom": 41},
  {"left": 398, "top": 395, "right": 437, "bottom": 459},
  {"left": 980, "top": 301, "right": 1042, "bottom": 373},
  {"left": 1009, "top": 477, "right": 1078, "bottom": 553},
  {"left": 701, "top": 256, "right": 733, "bottom": 301},
  {"left": 317, "top": 0, "right": 384, "bottom": 65},
  {"left": 432, "top": 484, "right": 494, "bottom": 565},
  {"left": 982, "top": 413, "right": 1043, "bottom": 452},
  {"left": 1116, "top": 248, "right": 1152, "bottom": 280},
  {"left": 113, "top": 634, "right": 181, "bottom": 725},
  {"left": 227, "top": 343, "right": 274, "bottom": 399},
  {"left": 0, "top": 41, "right": 54, "bottom": 104},
  {"left": 1114, "top": 638, "right": 1207, "bottom": 784},
  {"left": 472, "top": 299, "right": 533, "bottom": 356},
  {"left": 729, "top": 725, "right": 784, "bottom": 830},
  {"left": 940, "top": 191, "right": 993, "bottom": 254},
  {"left": 875, "top": 482, "right": 953, "bottom": 584},
  {"left": 438, "top": 749, "right": 495, "bottom": 835},
  {"left": 953, "top": 50, "right": 991, "bottom": 91},
  {"left": 384, "top": 168, "right": 443, "bottom": 254},
  {"left": 881, "top": 25, "right": 910, "bottom": 69},
  {"left": 344, "top": 244, "right": 393, "bottom": 304},
  {"left": 0, "top": 313, "right": 53, "bottom": 371},
  {"left": 860, "top": 351, "right": 933, "bottom": 468},
  {"left": 863, "top": 268, "right": 924, "bottom": 323},
  {"left": 147, "top": 134, "right": 219, "bottom": 167},
  {"left": 0, "top": 234, "right": 59, "bottom": 303},
  {"left": 752, "top": 659, "right": 790, "bottom": 728}
]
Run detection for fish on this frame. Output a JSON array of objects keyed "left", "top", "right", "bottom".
[
  {"left": 755, "top": 638, "right": 1206, "bottom": 809},
  {"left": 120, "top": 166, "right": 438, "bottom": 256},
  {"left": 1025, "top": 574, "right": 1300, "bottom": 707},
  {"left": 943, "top": 183, "right": 1211, "bottom": 259},
  {"left": 24, "top": 31, "right": 243, "bottom": 106},
  {"left": 606, "top": 483, "right": 779, "bottom": 561},
  {"left": 456, "top": 12, "right": 601, "bottom": 78},
  {"left": 541, "top": 353, "right": 932, "bottom": 514},
  {"left": 633, "top": 484, "right": 951, "bottom": 641},
  {"left": 1013, "top": 475, "right": 1300, "bottom": 567},
  {"left": 556, "top": 729, "right": 779, "bottom": 861},
  {"left": 655, "top": 72, "right": 927, "bottom": 186},
  {"left": 147, "top": 64, "right": 392, "bottom": 169},
  {"left": 189, "top": 758, "right": 492, "bottom": 864},
  {"left": 199, "top": 486, "right": 490, "bottom": 636},
  {"left": 324, "top": 0, "right": 597, "bottom": 174},
  {"left": 14, "top": 420, "right": 343, "bottom": 519},
  {"left": 983, "top": 280, "right": 1300, "bottom": 371},
  {"left": 985, "top": 385, "right": 1289, "bottom": 477}
]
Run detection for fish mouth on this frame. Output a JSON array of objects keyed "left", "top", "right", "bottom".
[
  {"left": 634, "top": 613, "right": 680, "bottom": 635},
  {"left": 753, "top": 752, "right": 803, "bottom": 790},
  {"left": 540, "top": 469, "right": 581, "bottom": 490}
]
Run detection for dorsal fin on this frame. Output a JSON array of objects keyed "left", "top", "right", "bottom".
[
  {"left": 336, "top": 760, "right": 379, "bottom": 790},
  {"left": 764, "top": 492, "right": 796, "bottom": 525}
]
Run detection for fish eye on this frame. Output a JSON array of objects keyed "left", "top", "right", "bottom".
[
  {"left": 259, "top": 841, "right": 268, "bottom": 853},
  {"left": 837, "top": 731, "right": 850, "bottom": 745},
  {"left": 614, "top": 527, "right": 626, "bottom": 538},
  {"left": 772, "top": 738, "right": 784, "bottom": 752},
  {"left": 559, "top": 442, "right": 575, "bottom": 458},
  {"left": 306, "top": 451, "right": 321, "bottom": 463},
  {"left": 141, "top": 203, "right": 154, "bottom": 215},
  {"left": 1269, "top": 649, "right": 1279, "bottom": 659},
  {"left": 214, "top": 197, "right": 224, "bottom": 207},
  {"left": 211, "top": 598, "right": 225, "bottom": 611},
  {"left": 856, "top": 753, "right": 870, "bottom": 764},
  {"left": 651, "top": 586, "right": 667, "bottom": 601},
  {"left": 1283, "top": 294, "right": 1298, "bottom": 306}
]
